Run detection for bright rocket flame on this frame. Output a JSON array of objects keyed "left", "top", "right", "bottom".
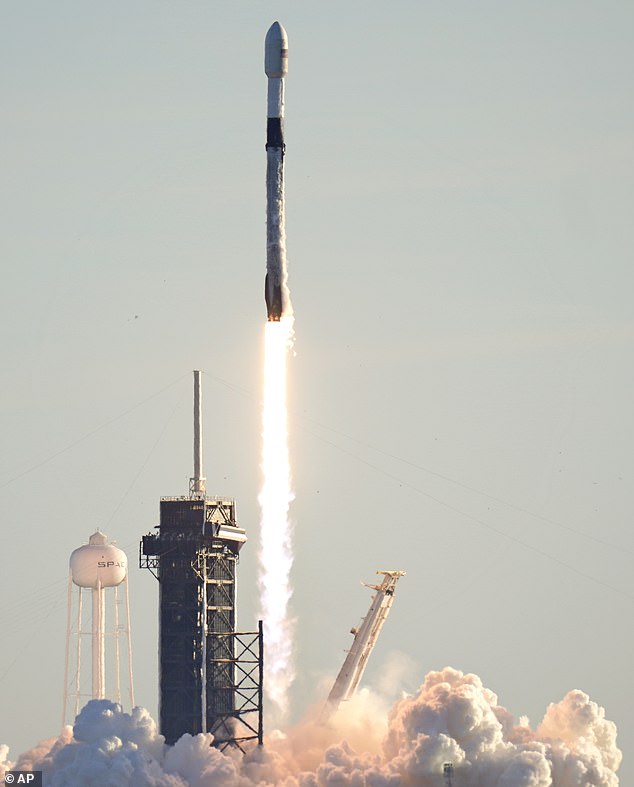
[{"left": 258, "top": 316, "right": 295, "bottom": 717}]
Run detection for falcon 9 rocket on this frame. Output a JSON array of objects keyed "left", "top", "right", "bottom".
[{"left": 264, "top": 21, "right": 289, "bottom": 321}]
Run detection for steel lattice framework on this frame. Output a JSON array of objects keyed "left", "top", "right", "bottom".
[{"left": 209, "top": 625, "right": 264, "bottom": 751}]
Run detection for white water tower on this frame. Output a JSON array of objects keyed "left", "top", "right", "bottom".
[{"left": 63, "top": 531, "right": 134, "bottom": 722}]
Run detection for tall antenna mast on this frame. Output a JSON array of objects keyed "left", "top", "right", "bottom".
[{"left": 190, "top": 370, "right": 206, "bottom": 497}]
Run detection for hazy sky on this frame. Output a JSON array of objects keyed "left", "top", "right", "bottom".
[{"left": 1, "top": 1, "right": 632, "bottom": 782}]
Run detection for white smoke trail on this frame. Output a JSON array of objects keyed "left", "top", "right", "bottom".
[
  {"left": 258, "top": 315, "right": 295, "bottom": 718},
  {"left": 3, "top": 668, "right": 621, "bottom": 786}
]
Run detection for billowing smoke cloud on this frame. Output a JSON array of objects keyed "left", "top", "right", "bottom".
[
  {"left": 0, "top": 745, "right": 13, "bottom": 780},
  {"left": 1, "top": 667, "right": 621, "bottom": 786}
]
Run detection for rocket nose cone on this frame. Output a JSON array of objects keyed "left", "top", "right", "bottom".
[
  {"left": 265, "top": 21, "right": 288, "bottom": 77},
  {"left": 266, "top": 21, "right": 287, "bottom": 42}
]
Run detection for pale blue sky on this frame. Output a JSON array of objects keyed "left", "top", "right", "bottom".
[{"left": 1, "top": 0, "right": 632, "bottom": 781}]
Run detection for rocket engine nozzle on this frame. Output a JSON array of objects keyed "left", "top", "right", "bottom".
[{"left": 265, "top": 273, "right": 283, "bottom": 321}]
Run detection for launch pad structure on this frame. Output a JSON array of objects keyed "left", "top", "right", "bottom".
[
  {"left": 322, "top": 570, "right": 405, "bottom": 722},
  {"left": 140, "top": 371, "right": 263, "bottom": 750}
]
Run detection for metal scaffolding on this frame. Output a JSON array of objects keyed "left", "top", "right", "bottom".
[{"left": 209, "top": 624, "right": 264, "bottom": 752}]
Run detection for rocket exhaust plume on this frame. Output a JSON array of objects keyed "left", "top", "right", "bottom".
[
  {"left": 259, "top": 319, "right": 295, "bottom": 717},
  {"left": 258, "top": 20, "right": 295, "bottom": 719}
]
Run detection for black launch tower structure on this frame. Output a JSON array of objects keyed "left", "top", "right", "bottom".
[{"left": 140, "top": 372, "right": 263, "bottom": 749}]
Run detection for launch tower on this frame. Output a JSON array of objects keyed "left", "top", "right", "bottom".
[{"left": 141, "top": 371, "right": 262, "bottom": 748}]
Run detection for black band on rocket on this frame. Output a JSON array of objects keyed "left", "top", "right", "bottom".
[{"left": 266, "top": 117, "right": 284, "bottom": 150}]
